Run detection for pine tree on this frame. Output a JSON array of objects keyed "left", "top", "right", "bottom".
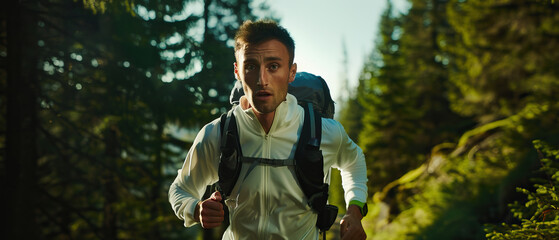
[
  {"left": 356, "top": 0, "right": 469, "bottom": 196},
  {"left": 445, "top": 0, "right": 559, "bottom": 121},
  {"left": 1, "top": 0, "right": 269, "bottom": 239},
  {"left": 485, "top": 140, "right": 559, "bottom": 240},
  {"left": 360, "top": 0, "right": 559, "bottom": 239}
]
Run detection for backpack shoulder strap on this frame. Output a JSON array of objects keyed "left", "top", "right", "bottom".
[
  {"left": 296, "top": 103, "right": 339, "bottom": 232},
  {"left": 294, "top": 103, "right": 328, "bottom": 214},
  {"left": 217, "top": 109, "right": 243, "bottom": 199},
  {"left": 297, "top": 102, "right": 322, "bottom": 152}
]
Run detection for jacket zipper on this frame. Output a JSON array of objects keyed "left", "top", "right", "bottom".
[{"left": 259, "top": 134, "right": 271, "bottom": 238}]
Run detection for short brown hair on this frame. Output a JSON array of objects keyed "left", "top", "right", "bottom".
[{"left": 234, "top": 19, "right": 295, "bottom": 65}]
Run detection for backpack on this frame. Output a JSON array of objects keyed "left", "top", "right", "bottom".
[{"left": 218, "top": 72, "right": 338, "bottom": 233}]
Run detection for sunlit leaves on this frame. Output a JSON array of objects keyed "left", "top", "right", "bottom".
[
  {"left": 345, "top": 0, "right": 559, "bottom": 239},
  {"left": 485, "top": 141, "right": 559, "bottom": 240},
  {"left": 79, "top": 0, "right": 136, "bottom": 15}
]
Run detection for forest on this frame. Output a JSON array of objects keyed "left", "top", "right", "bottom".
[{"left": 1, "top": 0, "right": 558, "bottom": 239}]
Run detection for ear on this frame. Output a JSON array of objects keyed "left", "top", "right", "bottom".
[
  {"left": 288, "top": 63, "right": 297, "bottom": 83},
  {"left": 234, "top": 62, "right": 240, "bottom": 80}
]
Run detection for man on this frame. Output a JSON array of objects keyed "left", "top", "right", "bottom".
[{"left": 169, "top": 19, "right": 368, "bottom": 240}]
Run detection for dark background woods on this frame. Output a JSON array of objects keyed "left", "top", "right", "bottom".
[
  {"left": 2, "top": 0, "right": 269, "bottom": 239},
  {"left": 1, "top": 0, "right": 558, "bottom": 239}
]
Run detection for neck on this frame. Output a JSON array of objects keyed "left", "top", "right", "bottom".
[{"left": 253, "top": 110, "right": 275, "bottom": 134}]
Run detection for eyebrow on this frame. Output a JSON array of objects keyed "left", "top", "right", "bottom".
[
  {"left": 264, "top": 56, "right": 282, "bottom": 62},
  {"left": 244, "top": 56, "right": 283, "bottom": 64}
]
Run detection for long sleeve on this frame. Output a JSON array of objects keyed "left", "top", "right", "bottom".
[
  {"left": 168, "top": 119, "right": 221, "bottom": 227},
  {"left": 322, "top": 119, "right": 368, "bottom": 206}
]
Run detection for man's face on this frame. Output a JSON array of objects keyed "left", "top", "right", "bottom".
[{"left": 234, "top": 39, "right": 296, "bottom": 115}]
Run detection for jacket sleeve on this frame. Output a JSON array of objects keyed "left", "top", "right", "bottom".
[
  {"left": 325, "top": 120, "right": 368, "bottom": 207},
  {"left": 168, "top": 120, "right": 221, "bottom": 227}
]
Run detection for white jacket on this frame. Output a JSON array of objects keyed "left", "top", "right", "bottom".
[{"left": 169, "top": 94, "right": 368, "bottom": 240}]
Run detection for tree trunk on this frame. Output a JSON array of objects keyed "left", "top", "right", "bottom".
[
  {"left": 103, "top": 126, "right": 119, "bottom": 240},
  {"left": 149, "top": 119, "right": 164, "bottom": 239},
  {"left": 5, "top": 1, "right": 40, "bottom": 239}
]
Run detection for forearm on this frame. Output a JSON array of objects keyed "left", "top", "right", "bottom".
[
  {"left": 340, "top": 158, "right": 368, "bottom": 205},
  {"left": 168, "top": 175, "right": 202, "bottom": 227},
  {"left": 333, "top": 122, "right": 368, "bottom": 204},
  {"left": 169, "top": 121, "right": 221, "bottom": 226}
]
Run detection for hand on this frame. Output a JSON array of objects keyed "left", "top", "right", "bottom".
[
  {"left": 194, "top": 191, "right": 225, "bottom": 229},
  {"left": 340, "top": 205, "right": 366, "bottom": 240},
  {"left": 240, "top": 96, "right": 251, "bottom": 110}
]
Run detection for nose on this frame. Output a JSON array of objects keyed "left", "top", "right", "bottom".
[{"left": 257, "top": 67, "right": 268, "bottom": 87}]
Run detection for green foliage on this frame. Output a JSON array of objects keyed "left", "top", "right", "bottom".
[
  {"left": 344, "top": 0, "right": 559, "bottom": 239},
  {"left": 352, "top": 0, "right": 472, "bottom": 196},
  {"left": 79, "top": 0, "right": 135, "bottom": 14},
  {"left": 365, "top": 101, "right": 545, "bottom": 239},
  {"left": 338, "top": 77, "right": 365, "bottom": 144},
  {"left": 485, "top": 140, "right": 559, "bottom": 240},
  {"left": 444, "top": 0, "right": 559, "bottom": 120}
]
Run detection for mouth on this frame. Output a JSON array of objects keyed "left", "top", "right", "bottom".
[{"left": 254, "top": 90, "right": 272, "bottom": 100}]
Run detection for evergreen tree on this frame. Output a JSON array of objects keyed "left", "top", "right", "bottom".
[
  {"left": 1, "top": 0, "right": 269, "bottom": 239},
  {"left": 356, "top": 0, "right": 469, "bottom": 196},
  {"left": 357, "top": 0, "right": 406, "bottom": 195},
  {"left": 358, "top": 0, "right": 559, "bottom": 239},
  {"left": 485, "top": 140, "right": 559, "bottom": 240},
  {"left": 445, "top": 0, "right": 559, "bottom": 121}
]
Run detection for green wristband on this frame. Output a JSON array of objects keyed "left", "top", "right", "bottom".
[{"left": 349, "top": 200, "right": 368, "bottom": 217}]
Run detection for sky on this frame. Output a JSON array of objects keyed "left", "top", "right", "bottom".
[{"left": 257, "top": 0, "right": 409, "bottom": 101}]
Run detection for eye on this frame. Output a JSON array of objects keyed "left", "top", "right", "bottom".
[
  {"left": 268, "top": 63, "right": 279, "bottom": 71},
  {"left": 245, "top": 64, "right": 256, "bottom": 72}
]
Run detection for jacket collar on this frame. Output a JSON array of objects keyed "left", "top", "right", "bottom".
[{"left": 236, "top": 93, "right": 301, "bottom": 136}]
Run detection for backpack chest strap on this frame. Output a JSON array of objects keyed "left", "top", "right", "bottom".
[{"left": 241, "top": 157, "right": 295, "bottom": 167}]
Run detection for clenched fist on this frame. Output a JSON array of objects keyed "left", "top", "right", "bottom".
[
  {"left": 340, "top": 205, "right": 366, "bottom": 240},
  {"left": 194, "top": 191, "right": 225, "bottom": 229}
]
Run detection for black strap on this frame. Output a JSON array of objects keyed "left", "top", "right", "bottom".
[
  {"left": 241, "top": 157, "right": 295, "bottom": 166},
  {"left": 294, "top": 103, "right": 327, "bottom": 213},
  {"left": 217, "top": 110, "right": 243, "bottom": 199},
  {"left": 220, "top": 110, "right": 234, "bottom": 148}
]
